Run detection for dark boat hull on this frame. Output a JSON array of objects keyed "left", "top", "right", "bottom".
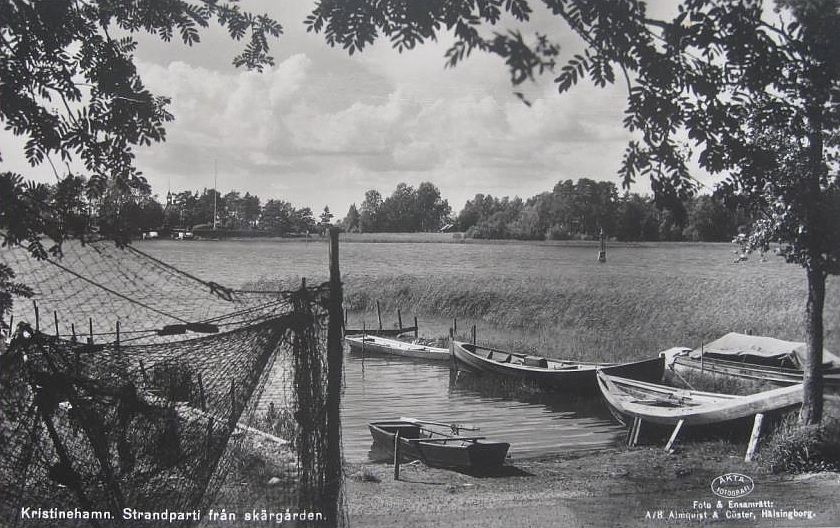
[
  {"left": 451, "top": 341, "right": 664, "bottom": 392},
  {"left": 368, "top": 421, "right": 509, "bottom": 470}
]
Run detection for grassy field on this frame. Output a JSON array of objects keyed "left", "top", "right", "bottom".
[{"left": 338, "top": 239, "right": 840, "bottom": 362}]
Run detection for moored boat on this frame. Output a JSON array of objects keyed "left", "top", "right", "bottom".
[
  {"left": 596, "top": 370, "right": 805, "bottom": 456},
  {"left": 596, "top": 370, "right": 803, "bottom": 428},
  {"left": 368, "top": 418, "right": 510, "bottom": 470},
  {"left": 344, "top": 326, "right": 417, "bottom": 338},
  {"left": 346, "top": 335, "right": 450, "bottom": 361},
  {"left": 661, "top": 332, "right": 840, "bottom": 390},
  {"left": 451, "top": 341, "right": 664, "bottom": 392}
]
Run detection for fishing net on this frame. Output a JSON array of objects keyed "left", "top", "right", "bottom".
[{"left": 0, "top": 239, "right": 344, "bottom": 527}]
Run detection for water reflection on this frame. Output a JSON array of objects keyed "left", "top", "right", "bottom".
[{"left": 341, "top": 351, "right": 625, "bottom": 463}]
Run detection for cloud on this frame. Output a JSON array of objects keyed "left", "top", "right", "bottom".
[{"left": 128, "top": 29, "right": 642, "bottom": 215}]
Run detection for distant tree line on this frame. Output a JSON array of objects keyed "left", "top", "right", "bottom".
[
  {"left": 338, "top": 178, "right": 750, "bottom": 242},
  {"left": 341, "top": 182, "right": 452, "bottom": 233},
  {"left": 16, "top": 175, "right": 328, "bottom": 238},
  {"left": 25, "top": 173, "right": 748, "bottom": 242}
]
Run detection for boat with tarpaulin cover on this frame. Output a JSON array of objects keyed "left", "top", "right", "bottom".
[{"left": 661, "top": 332, "right": 840, "bottom": 390}]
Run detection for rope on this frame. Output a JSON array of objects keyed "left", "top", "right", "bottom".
[
  {"left": 43, "top": 258, "right": 189, "bottom": 324},
  {"left": 126, "top": 246, "right": 238, "bottom": 301}
]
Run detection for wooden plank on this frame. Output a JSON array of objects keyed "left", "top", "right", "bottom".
[
  {"left": 664, "top": 419, "right": 684, "bottom": 452},
  {"left": 628, "top": 416, "right": 642, "bottom": 447},
  {"left": 745, "top": 413, "right": 764, "bottom": 462}
]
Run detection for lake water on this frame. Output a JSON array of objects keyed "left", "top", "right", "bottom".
[
  {"left": 135, "top": 239, "right": 632, "bottom": 462},
  {"left": 339, "top": 351, "right": 625, "bottom": 462}
]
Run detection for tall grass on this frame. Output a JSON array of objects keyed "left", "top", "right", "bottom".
[{"left": 341, "top": 242, "right": 839, "bottom": 363}]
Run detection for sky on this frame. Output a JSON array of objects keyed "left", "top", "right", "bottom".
[{"left": 1, "top": 2, "right": 716, "bottom": 218}]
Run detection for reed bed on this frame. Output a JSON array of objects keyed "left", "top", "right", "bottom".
[{"left": 341, "top": 242, "right": 839, "bottom": 362}]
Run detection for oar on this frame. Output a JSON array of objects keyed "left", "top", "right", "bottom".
[{"left": 399, "top": 416, "right": 480, "bottom": 431}]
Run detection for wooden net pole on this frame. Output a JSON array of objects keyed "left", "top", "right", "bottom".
[{"left": 325, "top": 227, "right": 344, "bottom": 525}]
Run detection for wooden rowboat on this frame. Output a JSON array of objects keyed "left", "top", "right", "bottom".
[
  {"left": 346, "top": 335, "right": 450, "bottom": 361},
  {"left": 597, "top": 370, "right": 803, "bottom": 457},
  {"left": 597, "top": 371, "right": 803, "bottom": 427},
  {"left": 368, "top": 418, "right": 509, "bottom": 470},
  {"left": 344, "top": 326, "right": 417, "bottom": 338},
  {"left": 451, "top": 341, "right": 664, "bottom": 392},
  {"left": 661, "top": 333, "right": 840, "bottom": 390}
]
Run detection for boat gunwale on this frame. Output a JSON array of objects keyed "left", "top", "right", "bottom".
[{"left": 597, "top": 371, "right": 803, "bottom": 425}]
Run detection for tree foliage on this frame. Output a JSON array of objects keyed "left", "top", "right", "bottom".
[
  {"left": 307, "top": 0, "right": 840, "bottom": 423},
  {"left": 0, "top": 0, "right": 282, "bottom": 256},
  {"left": 350, "top": 182, "right": 451, "bottom": 232}
]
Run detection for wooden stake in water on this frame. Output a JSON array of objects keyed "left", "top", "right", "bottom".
[
  {"left": 115, "top": 320, "right": 120, "bottom": 347},
  {"left": 598, "top": 228, "right": 606, "bottom": 263},
  {"left": 397, "top": 309, "right": 402, "bottom": 331},
  {"left": 54, "top": 311, "right": 59, "bottom": 337},
  {"left": 453, "top": 317, "right": 458, "bottom": 335},
  {"left": 33, "top": 300, "right": 39, "bottom": 333},
  {"left": 414, "top": 317, "right": 418, "bottom": 339},
  {"left": 393, "top": 431, "right": 401, "bottom": 480},
  {"left": 88, "top": 318, "right": 94, "bottom": 345},
  {"left": 376, "top": 301, "right": 383, "bottom": 331},
  {"left": 471, "top": 325, "right": 476, "bottom": 346}
]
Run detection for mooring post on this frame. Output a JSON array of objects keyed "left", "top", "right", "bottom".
[
  {"left": 449, "top": 327, "right": 457, "bottom": 373},
  {"left": 115, "top": 320, "right": 120, "bottom": 347},
  {"left": 393, "top": 431, "right": 401, "bottom": 480},
  {"left": 88, "top": 318, "right": 94, "bottom": 345},
  {"left": 326, "top": 227, "right": 344, "bottom": 521},
  {"left": 376, "top": 301, "right": 382, "bottom": 331},
  {"left": 598, "top": 228, "right": 606, "bottom": 263},
  {"left": 454, "top": 317, "right": 457, "bottom": 335},
  {"left": 471, "top": 325, "right": 476, "bottom": 346},
  {"left": 414, "top": 316, "right": 418, "bottom": 339},
  {"left": 397, "top": 309, "right": 402, "bottom": 331},
  {"left": 33, "top": 300, "right": 39, "bottom": 333},
  {"left": 54, "top": 311, "right": 59, "bottom": 337},
  {"left": 71, "top": 323, "right": 76, "bottom": 342}
]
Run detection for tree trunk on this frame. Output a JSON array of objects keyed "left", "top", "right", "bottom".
[{"left": 799, "top": 265, "right": 826, "bottom": 425}]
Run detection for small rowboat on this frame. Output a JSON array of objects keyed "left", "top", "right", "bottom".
[
  {"left": 368, "top": 418, "right": 509, "bottom": 470},
  {"left": 597, "top": 371, "right": 803, "bottom": 427},
  {"left": 346, "top": 335, "right": 449, "bottom": 361},
  {"left": 661, "top": 332, "right": 840, "bottom": 390},
  {"left": 344, "top": 326, "right": 417, "bottom": 337},
  {"left": 597, "top": 370, "right": 803, "bottom": 456},
  {"left": 451, "top": 341, "right": 664, "bottom": 392}
]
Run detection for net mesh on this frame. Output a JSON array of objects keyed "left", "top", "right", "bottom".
[{"left": 0, "top": 239, "right": 343, "bottom": 527}]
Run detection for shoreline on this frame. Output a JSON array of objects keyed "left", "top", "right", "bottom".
[{"left": 344, "top": 445, "right": 840, "bottom": 527}]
